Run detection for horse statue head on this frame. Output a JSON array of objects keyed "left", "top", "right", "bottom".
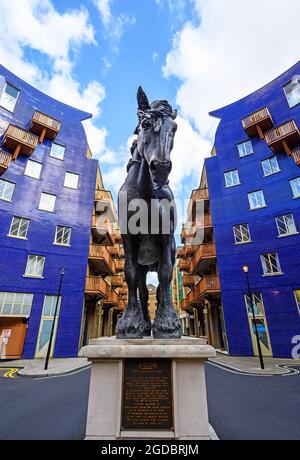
[{"left": 135, "top": 87, "right": 178, "bottom": 187}]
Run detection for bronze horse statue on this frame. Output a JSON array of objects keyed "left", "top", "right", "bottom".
[{"left": 116, "top": 87, "right": 182, "bottom": 339}]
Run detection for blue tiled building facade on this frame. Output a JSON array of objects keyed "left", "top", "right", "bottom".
[
  {"left": 206, "top": 62, "right": 300, "bottom": 358},
  {"left": 0, "top": 65, "right": 97, "bottom": 359}
]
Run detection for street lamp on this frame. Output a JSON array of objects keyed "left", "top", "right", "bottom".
[
  {"left": 242, "top": 265, "right": 265, "bottom": 370},
  {"left": 44, "top": 268, "right": 65, "bottom": 371}
]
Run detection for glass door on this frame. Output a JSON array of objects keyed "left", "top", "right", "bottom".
[
  {"left": 245, "top": 293, "right": 272, "bottom": 357},
  {"left": 35, "top": 296, "right": 61, "bottom": 359}
]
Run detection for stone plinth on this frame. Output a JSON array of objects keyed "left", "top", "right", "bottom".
[{"left": 79, "top": 337, "right": 216, "bottom": 440}]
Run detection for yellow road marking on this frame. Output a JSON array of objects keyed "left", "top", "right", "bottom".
[{"left": 0, "top": 368, "right": 19, "bottom": 379}]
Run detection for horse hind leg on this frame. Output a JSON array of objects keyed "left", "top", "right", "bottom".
[
  {"left": 116, "top": 238, "right": 149, "bottom": 339},
  {"left": 137, "top": 266, "right": 151, "bottom": 336}
]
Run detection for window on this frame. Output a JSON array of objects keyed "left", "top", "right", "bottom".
[
  {"left": 54, "top": 226, "right": 72, "bottom": 246},
  {"left": 38, "top": 192, "right": 56, "bottom": 212},
  {"left": 9, "top": 217, "right": 30, "bottom": 239},
  {"left": 290, "top": 177, "right": 300, "bottom": 198},
  {"left": 24, "top": 160, "right": 42, "bottom": 180},
  {"left": 233, "top": 224, "right": 251, "bottom": 244},
  {"left": 248, "top": 190, "right": 266, "bottom": 210},
  {"left": 238, "top": 141, "right": 253, "bottom": 158},
  {"left": 276, "top": 214, "right": 297, "bottom": 237},
  {"left": 25, "top": 255, "right": 45, "bottom": 278},
  {"left": 261, "top": 253, "right": 282, "bottom": 276},
  {"left": 43, "top": 296, "right": 61, "bottom": 318},
  {"left": 284, "top": 80, "right": 300, "bottom": 108},
  {"left": 244, "top": 292, "right": 265, "bottom": 317},
  {"left": 0, "top": 83, "right": 19, "bottom": 112},
  {"left": 224, "top": 170, "right": 240, "bottom": 188},
  {"left": 294, "top": 291, "right": 300, "bottom": 316},
  {"left": 50, "top": 143, "right": 65, "bottom": 161},
  {"left": 0, "top": 292, "right": 33, "bottom": 317},
  {"left": 64, "top": 172, "right": 79, "bottom": 190},
  {"left": 262, "top": 157, "right": 280, "bottom": 176},
  {"left": 0, "top": 179, "right": 15, "bottom": 202}
]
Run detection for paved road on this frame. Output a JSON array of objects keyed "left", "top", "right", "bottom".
[
  {"left": 205, "top": 362, "right": 300, "bottom": 440},
  {"left": 0, "top": 368, "right": 91, "bottom": 440},
  {"left": 0, "top": 362, "right": 299, "bottom": 440}
]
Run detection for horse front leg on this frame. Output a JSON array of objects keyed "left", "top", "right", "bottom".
[
  {"left": 116, "top": 236, "right": 150, "bottom": 338},
  {"left": 153, "top": 237, "right": 182, "bottom": 339}
]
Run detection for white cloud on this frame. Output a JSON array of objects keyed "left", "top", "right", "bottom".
[
  {"left": 164, "top": 0, "right": 300, "bottom": 140},
  {"left": 169, "top": 115, "right": 211, "bottom": 194},
  {"left": 94, "top": 0, "right": 136, "bottom": 41},
  {"left": 0, "top": 0, "right": 110, "bottom": 159}
]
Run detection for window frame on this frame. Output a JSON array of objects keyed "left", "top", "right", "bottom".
[
  {"left": 261, "top": 156, "right": 281, "bottom": 177},
  {"left": 260, "top": 252, "right": 282, "bottom": 276},
  {"left": 38, "top": 192, "right": 57, "bottom": 213},
  {"left": 54, "top": 226, "right": 72, "bottom": 247},
  {"left": 0, "top": 82, "right": 20, "bottom": 113},
  {"left": 0, "top": 292, "right": 33, "bottom": 318},
  {"left": 238, "top": 140, "right": 254, "bottom": 158},
  {"left": 233, "top": 223, "right": 251, "bottom": 245},
  {"left": 275, "top": 214, "right": 298, "bottom": 238},
  {"left": 24, "top": 255, "right": 46, "bottom": 279},
  {"left": 244, "top": 292, "right": 265, "bottom": 317},
  {"left": 8, "top": 216, "right": 30, "bottom": 240},
  {"left": 224, "top": 169, "right": 241, "bottom": 188},
  {"left": 294, "top": 290, "right": 300, "bottom": 316},
  {"left": 24, "top": 159, "right": 43, "bottom": 180},
  {"left": 248, "top": 190, "right": 267, "bottom": 210},
  {"left": 0, "top": 179, "right": 15, "bottom": 202},
  {"left": 50, "top": 143, "right": 65, "bottom": 161},
  {"left": 283, "top": 79, "right": 300, "bottom": 109},
  {"left": 290, "top": 177, "right": 300, "bottom": 199},
  {"left": 63, "top": 172, "right": 80, "bottom": 190}
]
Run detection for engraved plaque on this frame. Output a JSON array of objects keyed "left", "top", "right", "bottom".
[{"left": 122, "top": 359, "right": 173, "bottom": 431}]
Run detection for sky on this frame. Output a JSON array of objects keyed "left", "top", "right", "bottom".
[{"left": 1, "top": 0, "right": 300, "bottom": 211}]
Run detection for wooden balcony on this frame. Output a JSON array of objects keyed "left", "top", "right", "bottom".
[
  {"left": 195, "top": 214, "right": 212, "bottom": 228},
  {"left": 0, "top": 150, "right": 12, "bottom": 176},
  {"left": 108, "top": 246, "right": 119, "bottom": 258},
  {"left": 111, "top": 275, "right": 124, "bottom": 288},
  {"left": 88, "top": 245, "right": 115, "bottom": 275},
  {"left": 177, "top": 247, "right": 186, "bottom": 259},
  {"left": 182, "top": 275, "right": 195, "bottom": 288},
  {"left": 178, "top": 259, "right": 190, "bottom": 272},
  {"left": 185, "top": 245, "right": 198, "bottom": 257},
  {"left": 190, "top": 243, "right": 216, "bottom": 274},
  {"left": 242, "top": 107, "right": 273, "bottom": 140},
  {"left": 192, "top": 188, "right": 209, "bottom": 201},
  {"left": 119, "top": 287, "right": 128, "bottom": 296},
  {"left": 91, "top": 215, "right": 115, "bottom": 245},
  {"left": 119, "top": 246, "right": 125, "bottom": 258},
  {"left": 95, "top": 189, "right": 112, "bottom": 202},
  {"left": 114, "top": 227, "right": 122, "bottom": 243},
  {"left": 181, "top": 224, "right": 196, "bottom": 244},
  {"left": 30, "top": 111, "right": 61, "bottom": 143},
  {"left": 265, "top": 120, "right": 300, "bottom": 155},
  {"left": 103, "top": 290, "right": 123, "bottom": 308},
  {"left": 189, "top": 275, "right": 220, "bottom": 304},
  {"left": 85, "top": 276, "right": 110, "bottom": 298},
  {"left": 291, "top": 147, "right": 300, "bottom": 166},
  {"left": 180, "top": 299, "right": 189, "bottom": 311},
  {"left": 2, "top": 125, "right": 38, "bottom": 160},
  {"left": 115, "top": 260, "right": 125, "bottom": 272}
]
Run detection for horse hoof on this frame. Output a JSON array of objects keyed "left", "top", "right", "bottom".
[
  {"left": 116, "top": 305, "right": 152, "bottom": 339},
  {"left": 152, "top": 308, "right": 182, "bottom": 340}
]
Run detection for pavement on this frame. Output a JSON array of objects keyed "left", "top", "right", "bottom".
[
  {"left": 0, "top": 358, "right": 90, "bottom": 378},
  {"left": 1, "top": 352, "right": 300, "bottom": 378},
  {"left": 209, "top": 353, "right": 300, "bottom": 376}
]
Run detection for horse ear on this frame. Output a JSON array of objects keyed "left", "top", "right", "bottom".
[
  {"left": 137, "top": 86, "right": 150, "bottom": 111},
  {"left": 172, "top": 109, "right": 178, "bottom": 120}
]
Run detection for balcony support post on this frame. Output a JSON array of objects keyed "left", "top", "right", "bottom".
[
  {"left": 256, "top": 125, "right": 265, "bottom": 141},
  {"left": 282, "top": 140, "right": 292, "bottom": 157},
  {"left": 39, "top": 127, "right": 47, "bottom": 144},
  {"left": 12, "top": 144, "right": 21, "bottom": 161}
]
